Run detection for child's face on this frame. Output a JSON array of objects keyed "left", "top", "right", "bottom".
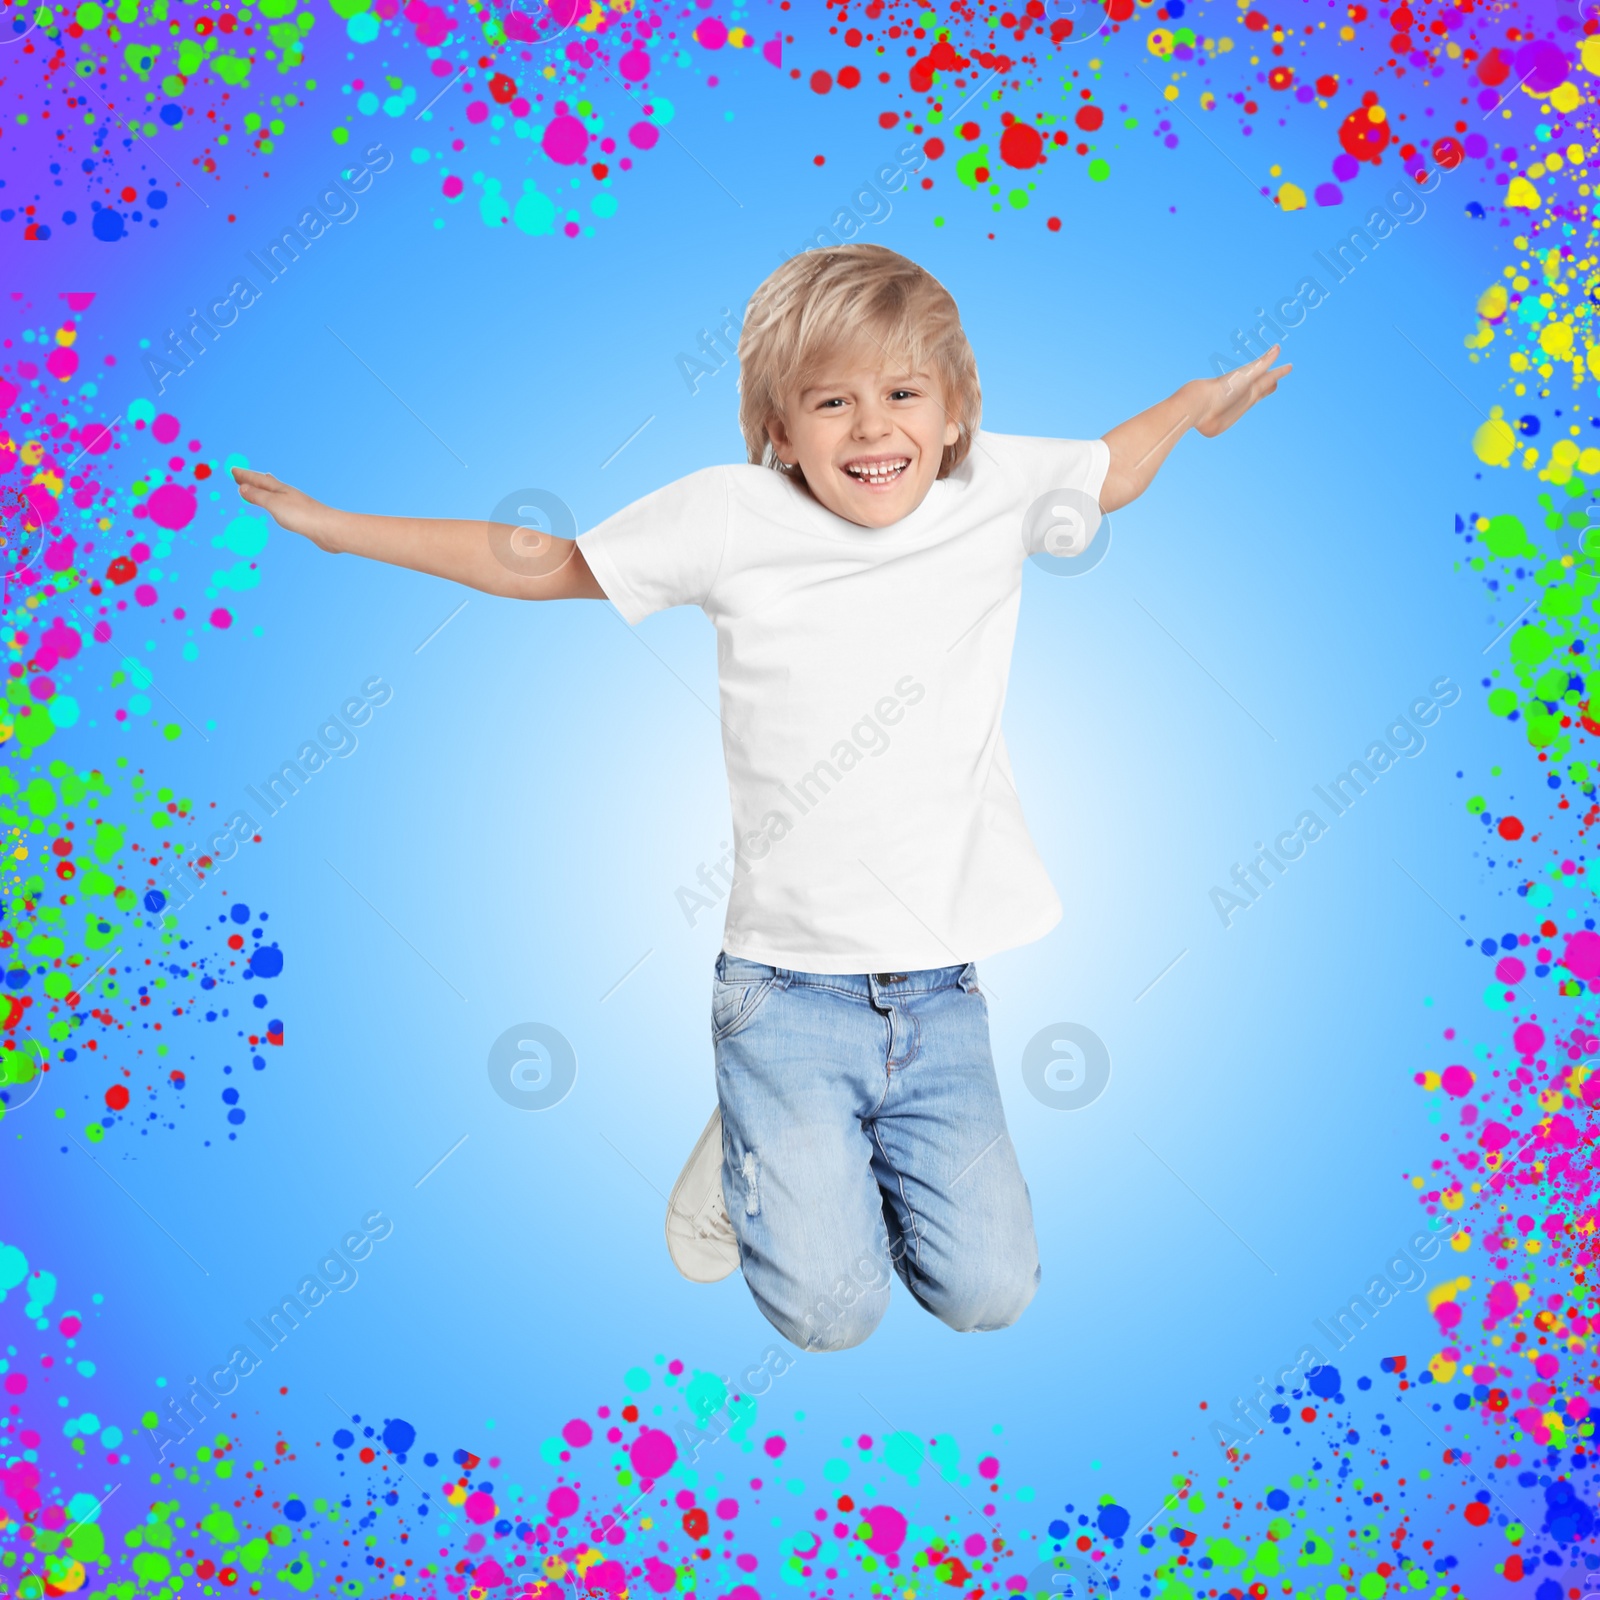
[{"left": 768, "top": 360, "right": 960, "bottom": 528}]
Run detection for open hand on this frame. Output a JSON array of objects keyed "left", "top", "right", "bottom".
[
  {"left": 1190, "top": 346, "right": 1293, "bottom": 438},
  {"left": 231, "top": 467, "right": 341, "bottom": 553}
]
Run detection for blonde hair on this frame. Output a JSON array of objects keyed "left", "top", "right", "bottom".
[{"left": 736, "top": 244, "right": 981, "bottom": 481}]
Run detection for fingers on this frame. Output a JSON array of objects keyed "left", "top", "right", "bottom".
[
  {"left": 1241, "top": 363, "right": 1292, "bottom": 404},
  {"left": 1232, "top": 343, "right": 1281, "bottom": 377},
  {"left": 1203, "top": 359, "right": 1293, "bottom": 436}
]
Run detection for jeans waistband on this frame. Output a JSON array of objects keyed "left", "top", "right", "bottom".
[{"left": 715, "top": 951, "right": 975, "bottom": 997}]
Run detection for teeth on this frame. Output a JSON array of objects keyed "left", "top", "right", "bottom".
[{"left": 845, "top": 460, "right": 908, "bottom": 482}]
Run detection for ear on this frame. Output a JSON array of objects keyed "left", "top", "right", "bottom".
[
  {"left": 942, "top": 416, "right": 960, "bottom": 447},
  {"left": 767, "top": 414, "right": 799, "bottom": 467}
]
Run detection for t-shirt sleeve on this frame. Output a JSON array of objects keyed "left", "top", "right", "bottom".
[
  {"left": 994, "top": 433, "right": 1112, "bottom": 558},
  {"left": 575, "top": 466, "right": 730, "bottom": 625}
]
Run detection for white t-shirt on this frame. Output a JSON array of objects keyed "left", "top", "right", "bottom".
[{"left": 577, "top": 429, "right": 1110, "bottom": 975}]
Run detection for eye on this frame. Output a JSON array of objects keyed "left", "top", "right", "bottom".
[{"left": 889, "top": 389, "right": 918, "bottom": 402}]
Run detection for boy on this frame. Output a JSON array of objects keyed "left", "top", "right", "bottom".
[{"left": 232, "top": 244, "right": 1288, "bottom": 1353}]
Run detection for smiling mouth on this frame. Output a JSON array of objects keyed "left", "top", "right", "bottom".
[{"left": 842, "top": 457, "right": 910, "bottom": 487}]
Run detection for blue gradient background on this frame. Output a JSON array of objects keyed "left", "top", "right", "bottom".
[{"left": 9, "top": 28, "right": 1507, "bottom": 1537}]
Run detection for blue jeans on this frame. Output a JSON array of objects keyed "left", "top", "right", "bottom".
[{"left": 712, "top": 951, "right": 1041, "bottom": 1352}]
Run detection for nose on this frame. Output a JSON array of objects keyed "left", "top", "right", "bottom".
[{"left": 852, "top": 397, "right": 892, "bottom": 441}]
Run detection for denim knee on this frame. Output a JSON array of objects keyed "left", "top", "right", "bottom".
[
  {"left": 800, "top": 1291, "right": 889, "bottom": 1352},
  {"left": 926, "top": 1256, "right": 1040, "bottom": 1334},
  {"left": 765, "top": 1270, "right": 892, "bottom": 1353}
]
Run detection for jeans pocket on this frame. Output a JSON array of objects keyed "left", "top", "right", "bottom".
[{"left": 712, "top": 976, "right": 777, "bottom": 1043}]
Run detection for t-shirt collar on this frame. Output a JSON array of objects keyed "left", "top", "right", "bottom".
[{"left": 776, "top": 459, "right": 963, "bottom": 545}]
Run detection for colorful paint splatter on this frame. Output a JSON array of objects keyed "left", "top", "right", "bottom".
[
  {"left": 6, "top": 3, "right": 1600, "bottom": 1600},
  {"left": 0, "top": 295, "right": 286, "bottom": 1141},
  {"left": 0, "top": 0, "right": 782, "bottom": 241},
  {"left": 801, "top": 0, "right": 1578, "bottom": 225},
  {"left": 2, "top": 0, "right": 1578, "bottom": 240}
]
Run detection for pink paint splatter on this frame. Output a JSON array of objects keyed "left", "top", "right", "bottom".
[
  {"left": 144, "top": 484, "right": 196, "bottom": 531},
  {"left": 628, "top": 1427, "right": 676, "bottom": 1482},
  {"left": 542, "top": 114, "right": 589, "bottom": 164}
]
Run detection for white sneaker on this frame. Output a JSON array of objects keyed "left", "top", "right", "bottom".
[{"left": 666, "top": 1106, "right": 740, "bottom": 1283}]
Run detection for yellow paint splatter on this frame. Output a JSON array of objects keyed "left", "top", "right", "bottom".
[
  {"left": 1506, "top": 175, "right": 1542, "bottom": 210},
  {"left": 1473, "top": 414, "right": 1518, "bottom": 466}
]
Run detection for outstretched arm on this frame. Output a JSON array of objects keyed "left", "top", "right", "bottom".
[
  {"left": 1098, "top": 346, "right": 1292, "bottom": 514},
  {"left": 229, "top": 468, "right": 606, "bottom": 601}
]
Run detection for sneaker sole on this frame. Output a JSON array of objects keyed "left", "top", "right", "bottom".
[{"left": 665, "top": 1105, "right": 740, "bottom": 1284}]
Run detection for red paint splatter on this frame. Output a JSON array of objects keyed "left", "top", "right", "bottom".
[{"left": 999, "top": 122, "right": 1043, "bottom": 169}]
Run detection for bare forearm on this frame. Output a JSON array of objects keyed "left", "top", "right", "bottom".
[
  {"left": 322, "top": 507, "right": 602, "bottom": 600},
  {"left": 229, "top": 468, "right": 604, "bottom": 600},
  {"left": 1099, "top": 346, "right": 1292, "bottom": 515},
  {"left": 1100, "top": 383, "right": 1199, "bottom": 514}
]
